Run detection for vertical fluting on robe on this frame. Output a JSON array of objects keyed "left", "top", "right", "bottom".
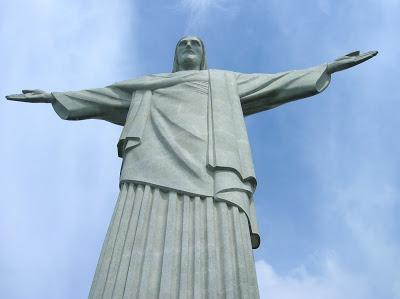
[{"left": 89, "top": 182, "right": 259, "bottom": 299}]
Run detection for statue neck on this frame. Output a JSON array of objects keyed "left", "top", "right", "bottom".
[{"left": 177, "top": 59, "right": 201, "bottom": 71}]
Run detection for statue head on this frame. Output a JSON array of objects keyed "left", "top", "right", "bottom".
[{"left": 172, "top": 36, "right": 208, "bottom": 72}]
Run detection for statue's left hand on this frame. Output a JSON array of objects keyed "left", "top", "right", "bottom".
[
  {"left": 327, "top": 50, "right": 378, "bottom": 74},
  {"left": 6, "top": 89, "right": 54, "bottom": 103}
]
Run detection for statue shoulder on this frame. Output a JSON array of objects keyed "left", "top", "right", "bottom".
[
  {"left": 108, "top": 72, "right": 171, "bottom": 90},
  {"left": 110, "top": 74, "right": 156, "bottom": 86}
]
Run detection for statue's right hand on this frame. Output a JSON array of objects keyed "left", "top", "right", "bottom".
[{"left": 6, "top": 89, "right": 54, "bottom": 103}]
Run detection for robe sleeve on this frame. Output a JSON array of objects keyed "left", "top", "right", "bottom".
[
  {"left": 236, "top": 64, "right": 331, "bottom": 116},
  {"left": 51, "top": 84, "right": 132, "bottom": 126}
]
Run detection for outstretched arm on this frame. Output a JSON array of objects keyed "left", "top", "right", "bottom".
[
  {"left": 6, "top": 85, "right": 132, "bottom": 126},
  {"left": 237, "top": 50, "right": 378, "bottom": 116}
]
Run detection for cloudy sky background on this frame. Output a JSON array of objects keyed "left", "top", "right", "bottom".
[{"left": 1, "top": 0, "right": 399, "bottom": 298}]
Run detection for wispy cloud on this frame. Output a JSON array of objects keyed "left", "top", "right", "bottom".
[
  {"left": 178, "top": 0, "right": 237, "bottom": 31},
  {"left": 0, "top": 0, "right": 136, "bottom": 298},
  {"left": 251, "top": 1, "right": 400, "bottom": 298},
  {"left": 257, "top": 258, "right": 370, "bottom": 299},
  {"left": 0, "top": 0, "right": 137, "bottom": 89}
]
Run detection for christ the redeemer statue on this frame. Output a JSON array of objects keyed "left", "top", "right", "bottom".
[{"left": 7, "top": 36, "right": 377, "bottom": 299}]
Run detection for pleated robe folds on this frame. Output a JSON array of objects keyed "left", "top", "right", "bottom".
[{"left": 51, "top": 66, "right": 331, "bottom": 298}]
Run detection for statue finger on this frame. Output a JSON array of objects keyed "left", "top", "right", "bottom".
[
  {"left": 356, "top": 51, "right": 378, "bottom": 60},
  {"left": 6, "top": 94, "right": 28, "bottom": 101},
  {"left": 363, "top": 50, "right": 378, "bottom": 57},
  {"left": 22, "top": 89, "right": 35, "bottom": 94},
  {"left": 352, "top": 53, "right": 376, "bottom": 65},
  {"left": 6, "top": 93, "right": 49, "bottom": 103},
  {"left": 22, "top": 89, "right": 45, "bottom": 94},
  {"left": 335, "top": 51, "right": 360, "bottom": 61},
  {"left": 33, "top": 89, "right": 46, "bottom": 94},
  {"left": 345, "top": 50, "right": 360, "bottom": 57},
  {"left": 7, "top": 94, "right": 25, "bottom": 99}
]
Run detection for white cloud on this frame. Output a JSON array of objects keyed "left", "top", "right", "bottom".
[
  {"left": 179, "top": 0, "right": 237, "bottom": 30},
  {"left": 250, "top": 1, "right": 400, "bottom": 298},
  {"left": 0, "top": 0, "right": 137, "bottom": 298},
  {"left": 314, "top": 165, "right": 400, "bottom": 299},
  {"left": 256, "top": 258, "right": 369, "bottom": 299},
  {"left": 0, "top": 0, "right": 137, "bottom": 89}
]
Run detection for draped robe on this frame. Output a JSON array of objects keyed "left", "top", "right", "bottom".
[
  {"left": 51, "top": 65, "right": 331, "bottom": 298},
  {"left": 52, "top": 65, "right": 330, "bottom": 248}
]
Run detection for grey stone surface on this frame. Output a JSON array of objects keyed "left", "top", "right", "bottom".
[{"left": 6, "top": 36, "right": 377, "bottom": 298}]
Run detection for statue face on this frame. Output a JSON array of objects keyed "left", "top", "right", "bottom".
[{"left": 176, "top": 37, "right": 203, "bottom": 71}]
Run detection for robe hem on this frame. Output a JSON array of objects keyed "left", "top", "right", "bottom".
[{"left": 119, "top": 178, "right": 260, "bottom": 249}]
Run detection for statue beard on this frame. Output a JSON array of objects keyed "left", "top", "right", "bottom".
[{"left": 178, "top": 55, "right": 201, "bottom": 71}]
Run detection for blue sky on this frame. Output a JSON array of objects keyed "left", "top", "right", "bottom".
[{"left": 0, "top": 0, "right": 399, "bottom": 298}]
